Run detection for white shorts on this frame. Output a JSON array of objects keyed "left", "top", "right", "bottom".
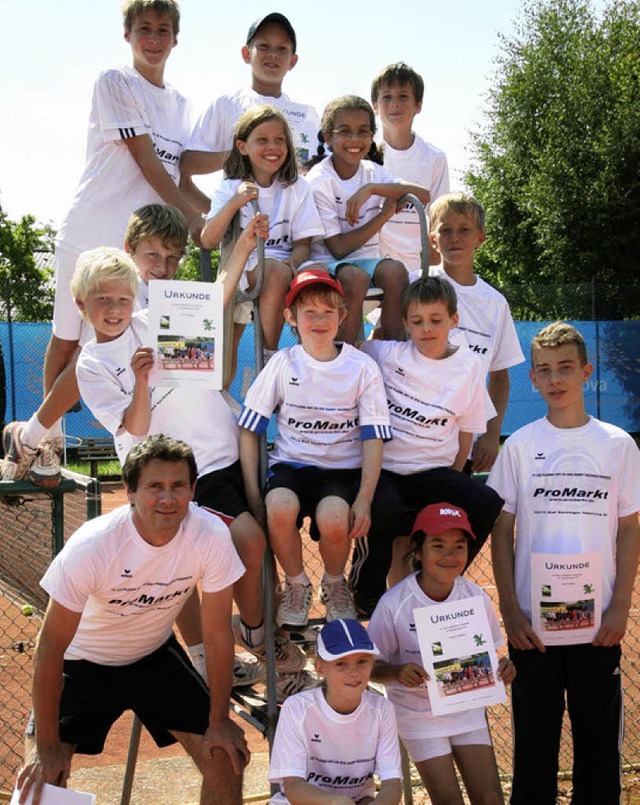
[
  {"left": 52, "top": 244, "right": 83, "bottom": 341},
  {"left": 402, "top": 725, "right": 491, "bottom": 763}
]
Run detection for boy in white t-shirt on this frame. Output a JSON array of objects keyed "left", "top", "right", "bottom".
[
  {"left": 1, "top": 0, "right": 201, "bottom": 489},
  {"left": 179, "top": 13, "right": 320, "bottom": 213},
  {"left": 488, "top": 322, "right": 640, "bottom": 804},
  {"left": 269, "top": 618, "right": 402, "bottom": 804},
  {"left": 350, "top": 276, "right": 504, "bottom": 617},
  {"left": 239, "top": 269, "right": 392, "bottom": 629},
  {"left": 371, "top": 62, "right": 450, "bottom": 272}
]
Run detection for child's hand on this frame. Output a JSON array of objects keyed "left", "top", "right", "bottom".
[
  {"left": 397, "top": 662, "right": 429, "bottom": 688},
  {"left": 497, "top": 656, "right": 516, "bottom": 685},
  {"left": 130, "top": 347, "right": 154, "bottom": 382},
  {"left": 348, "top": 495, "right": 371, "bottom": 540},
  {"left": 239, "top": 213, "right": 270, "bottom": 251},
  {"left": 345, "top": 185, "right": 373, "bottom": 226},
  {"left": 502, "top": 605, "right": 545, "bottom": 652},
  {"left": 246, "top": 490, "right": 266, "bottom": 529},
  {"left": 236, "top": 182, "right": 260, "bottom": 207}
]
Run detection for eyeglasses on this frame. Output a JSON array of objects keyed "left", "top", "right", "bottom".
[{"left": 330, "top": 127, "right": 374, "bottom": 139}]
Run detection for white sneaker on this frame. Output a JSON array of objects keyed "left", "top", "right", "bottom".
[
  {"left": 30, "top": 436, "right": 63, "bottom": 487},
  {"left": 1, "top": 422, "right": 37, "bottom": 481},
  {"left": 319, "top": 578, "right": 357, "bottom": 622},
  {"left": 275, "top": 669, "right": 319, "bottom": 704},
  {"left": 233, "top": 653, "right": 267, "bottom": 688},
  {"left": 277, "top": 579, "right": 313, "bottom": 630},
  {"left": 232, "top": 614, "right": 306, "bottom": 673}
]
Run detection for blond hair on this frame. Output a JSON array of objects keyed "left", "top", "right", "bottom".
[
  {"left": 125, "top": 204, "right": 188, "bottom": 252},
  {"left": 71, "top": 247, "right": 139, "bottom": 320},
  {"left": 122, "top": 0, "right": 180, "bottom": 34},
  {"left": 531, "top": 322, "right": 588, "bottom": 366},
  {"left": 429, "top": 192, "right": 486, "bottom": 233}
]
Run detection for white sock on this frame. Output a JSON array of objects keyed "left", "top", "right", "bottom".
[
  {"left": 21, "top": 414, "right": 49, "bottom": 450},
  {"left": 287, "top": 571, "right": 311, "bottom": 587},
  {"left": 240, "top": 620, "right": 265, "bottom": 649},
  {"left": 48, "top": 420, "right": 63, "bottom": 439},
  {"left": 322, "top": 572, "right": 344, "bottom": 586},
  {"left": 186, "top": 642, "right": 207, "bottom": 682}
]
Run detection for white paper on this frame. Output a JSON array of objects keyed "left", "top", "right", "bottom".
[
  {"left": 530, "top": 552, "right": 602, "bottom": 645},
  {"left": 148, "top": 279, "right": 223, "bottom": 390},
  {"left": 10, "top": 782, "right": 95, "bottom": 805},
  {"left": 414, "top": 596, "right": 506, "bottom": 717}
]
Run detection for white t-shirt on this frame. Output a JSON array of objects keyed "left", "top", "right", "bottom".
[
  {"left": 40, "top": 503, "right": 244, "bottom": 665},
  {"left": 368, "top": 574, "right": 504, "bottom": 739},
  {"left": 487, "top": 416, "right": 640, "bottom": 620},
  {"left": 306, "top": 158, "right": 397, "bottom": 262},
  {"left": 57, "top": 66, "right": 192, "bottom": 253},
  {"left": 76, "top": 312, "right": 239, "bottom": 476},
  {"left": 188, "top": 87, "right": 319, "bottom": 166},
  {"left": 361, "top": 340, "right": 490, "bottom": 474},
  {"left": 379, "top": 133, "right": 449, "bottom": 271},
  {"left": 269, "top": 686, "right": 402, "bottom": 804},
  {"left": 207, "top": 176, "right": 324, "bottom": 288},
  {"left": 238, "top": 343, "right": 391, "bottom": 470}
]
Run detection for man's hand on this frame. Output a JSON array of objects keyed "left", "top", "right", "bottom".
[
  {"left": 203, "top": 719, "right": 250, "bottom": 775},
  {"left": 502, "top": 605, "right": 545, "bottom": 651},
  {"left": 17, "top": 743, "right": 73, "bottom": 805}
]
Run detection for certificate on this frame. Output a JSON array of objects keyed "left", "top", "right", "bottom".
[
  {"left": 10, "top": 782, "right": 95, "bottom": 805},
  {"left": 414, "top": 596, "right": 506, "bottom": 717},
  {"left": 148, "top": 280, "right": 223, "bottom": 390},
  {"left": 530, "top": 552, "right": 601, "bottom": 645}
]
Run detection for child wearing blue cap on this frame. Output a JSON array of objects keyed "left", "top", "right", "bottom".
[{"left": 268, "top": 619, "right": 402, "bottom": 804}]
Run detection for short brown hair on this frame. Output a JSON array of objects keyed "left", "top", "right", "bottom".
[
  {"left": 122, "top": 0, "right": 180, "bottom": 35},
  {"left": 122, "top": 434, "right": 197, "bottom": 492},
  {"left": 125, "top": 204, "right": 188, "bottom": 252},
  {"left": 402, "top": 276, "right": 458, "bottom": 318},
  {"left": 429, "top": 192, "right": 485, "bottom": 233},
  {"left": 531, "top": 322, "right": 588, "bottom": 366},
  {"left": 371, "top": 62, "right": 424, "bottom": 105}
]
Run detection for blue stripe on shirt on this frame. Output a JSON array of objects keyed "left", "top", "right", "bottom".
[
  {"left": 238, "top": 407, "right": 269, "bottom": 434},
  {"left": 361, "top": 424, "right": 392, "bottom": 442}
]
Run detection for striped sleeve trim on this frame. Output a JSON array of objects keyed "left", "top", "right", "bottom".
[
  {"left": 361, "top": 424, "right": 392, "bottom": 442},
  {"left": 238, "top": 407, "right": 269, "bottom": 434},
  {"left": 118, "top": 127, "right": 137, "bottom": 139}
]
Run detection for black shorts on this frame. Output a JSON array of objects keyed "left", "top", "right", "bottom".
[
  {"left": 194, "top": 460, "right": 249, "bottom": 520},
  {"left": 265, "top": 463, "right": 359, "bottom": 541},
  {"left": 53, "top": 636, "right": 210, "bottom": 754}
]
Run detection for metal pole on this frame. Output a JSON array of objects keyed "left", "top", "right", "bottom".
[{"left": 5, "top": 275, "right": 17, "bottom": 421}]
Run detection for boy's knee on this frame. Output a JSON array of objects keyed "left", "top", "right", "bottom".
[
  {"left": 316, "top": 500, "right": 349, "bottom": 543},
  {"left": 265, "top": 258, "right": 293, "bottom": 286},
  {"left": 374, "top": 259, "right": 409, "bottom": 288},
  {"left": 336, "top": 265, "right": 369, "bottom": 295},
  {"left": 266, "top": 490, "right": 300, "bottom": 527},
  {"left": 230, "top": 520, "right": 266, "bottom": 570}
]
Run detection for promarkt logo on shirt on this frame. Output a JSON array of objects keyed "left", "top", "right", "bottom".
[
  {"left": 533, "top": 487, "right": 609, "bottom": 501},
  {"left": 287, "top": 416, "right": 358, "bottom": 431},
  {"left": 108, "top": 586, "right": 191, "bottom": 608},
  {"left": 387, "top": 400, "right": 449, "bottom": 427},
  {"left": 307, "top": 770, "right": 374, "bottom": 787}
]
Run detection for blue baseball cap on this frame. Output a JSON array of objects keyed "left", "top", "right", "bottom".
[{"left": 316, "top": 619, "right": 379, "bottom": 660}]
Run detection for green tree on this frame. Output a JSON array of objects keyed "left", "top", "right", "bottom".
[
  {"left": 466, "top": 0, "right": 640, "bottom": 319},
  {"left": 0, "top": 205, "right": 55, "bottom": 321},
  {"left": 175, "top": 240, "right": 220, "bottom": 282}
]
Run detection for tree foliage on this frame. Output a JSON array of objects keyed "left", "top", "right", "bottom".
[
  {"left": 466, "top": 0, "right": 640, "bottom": 318},
  {"left": 0, "top": 205, "right": 55, "bottom": 321}
]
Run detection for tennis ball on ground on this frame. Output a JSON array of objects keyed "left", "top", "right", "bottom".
[{"left": 21, "top": 604, "right": 35, "bottom": 617}]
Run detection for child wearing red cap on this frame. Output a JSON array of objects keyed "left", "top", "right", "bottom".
[
  {"left": 368, "top": 502, "right": 515, "bottom": 804},
  {"left": 269, "top": 619, "right": 403, "bottom": 804},
  {"left": 239, "top": 269, "right": 392, "bottom": 628}
]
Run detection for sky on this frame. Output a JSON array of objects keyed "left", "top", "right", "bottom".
[{"left": 0, "top": 0, "right": 525, "bottom": 229}]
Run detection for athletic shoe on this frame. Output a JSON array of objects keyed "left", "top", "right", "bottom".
[
  {"left": 232, "top": 614, "right": 306, "bottom": 673},
  {"left": 30, "top": 436, "right": 63, "bottom": 488},
  {"left": 276, "top": 579, "right": 313, "bottom": 630},
  {"left": 275, "top": 669, "right": 319, "bottom": 704},
  {"left": 233, "top": 654, "right": 267, "bottom": 688},
  {"left": 1, "top": 423, "right": 37, "bottom": 482},
  {"left": 319, "top": 578, "right": 357, "bottom": 622}
]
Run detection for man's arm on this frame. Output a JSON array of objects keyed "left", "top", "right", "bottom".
[
  {"left": 349, "top": 438, "right": 383, "bottom": 539},
  {"left": 179, "top": 150, "right": 227, "bottom": 213},
  {"left": 593, "top": 511, "right": 640, "bottom": 646},
  {"left": 491, "top": 510, "right": 544, "bottom": 651},
  {"left": 472, "top": 368, "right": 510, "bottom": 472},
  {"left": 17, "top": 600, "right": 82, "bottom": 805},
  {"left": 200, "top": 588, "right": 249, "bottom": 773}
]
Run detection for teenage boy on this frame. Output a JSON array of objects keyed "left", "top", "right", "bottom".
[
  {"left": 16, "top": 435, "right": 248, "bottom": 805},
  {"left": 1, "top": 0, "right": 201, "bottom": 487},
  {"left": 427, "top": 192, "right": 525, "bottom": 472},
  {"left": 488, "top": 322, "right": 640, "bottom": 805},
  {"left": 269, "top": 619, "right": 402, "bottom": 804},
  {"left": 350, "top": 276, "right": 504, "bottom": 616},
  {"left": 180, "top": 13, "right": 320, "bottom": 212},
  {"left": 371, "top": 62, "right": 449, "bottom": 272},
  {"left": 239, "top": 269, "right": 392, "bottom": 629}
]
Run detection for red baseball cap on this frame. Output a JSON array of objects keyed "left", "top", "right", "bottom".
[
  {"left": 411, "top": 502, "right": 476, "bottom": 540},
  {"left": 285, "top": 268, "right": 345, "bottom": 308}
]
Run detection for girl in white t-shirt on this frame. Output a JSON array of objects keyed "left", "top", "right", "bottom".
[
  {"left": 201, "top": 105, "right": 324, "bottom": 367},
  {"left": 305, "top": 95, "right": 430, "bottom": 344},
  {"left": 368, "top": 503, "right": 516, "bottom": 805}
]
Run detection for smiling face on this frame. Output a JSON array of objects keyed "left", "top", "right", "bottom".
[
  {"left": 315, "top": 652, "right": 375, "bottom": 712},
  {"left": 77, "top": 279, "right": 136, "bottom": 343},
  {"left": 404, "top": 299, "right": 458, "bottom": 359},
  {"left": 417, "top": 529, "right": 469, "bottom": 600},
  {"left": 285, "top": 291, "right": 346, "bottom": 359},
  {"left": 126, "top": 458, "right": 194, "bottom": 546},
  {"left": 125, "top": 10, "right": 177, "bottom": 81},
  {"left": 324, "top": 109, "right": 374, "bottom": 180},
  {"left": 127, "top": 236, "right": 183, "bottom": 283},
  {"left": 242, "top": 23, "right": 297, "bottom": 95},
  {"left": 374, "top": 81, "right": 422, "bottom": 131},
  {"left": 431, "top": 210, "right": 486, "bottom": 272},
  {"left": 530, "top": 344, "right": 593, "bottom": 418},
  {"left": 237, "top": 118, "right": 288, "bottom": 186}
]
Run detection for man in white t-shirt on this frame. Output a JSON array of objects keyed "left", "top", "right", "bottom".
[
  {"left": 488, "top": 322, "right": 640, "bottom": 805},
  {"left": 179, "top": 13, "right": 319, "bottom": 213},
  {"left": 16, "top": 435, "right": 249, "bottom": 805}
]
